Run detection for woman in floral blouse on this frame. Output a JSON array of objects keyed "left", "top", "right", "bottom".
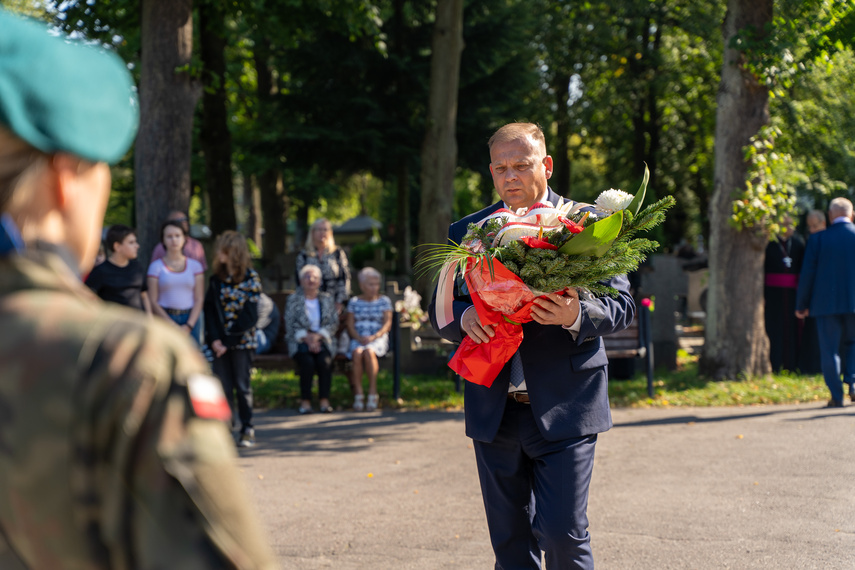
[{"left": 204, "top": 231, "right": 262, "bottom": 447}]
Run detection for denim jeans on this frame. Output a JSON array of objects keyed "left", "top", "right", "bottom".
[{"left": 166, "top": 310, "right": 202, "bottom": 345}]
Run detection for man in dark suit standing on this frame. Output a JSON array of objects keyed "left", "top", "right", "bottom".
[
  {"left": 430, "top": 123, "right": 635, "bottom": 568},
  {"left": 796, "top": 197, "right": 855, "bottom": 408}
]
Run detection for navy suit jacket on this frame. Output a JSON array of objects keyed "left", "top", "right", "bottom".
[
  {"left": 430, "top": 188, "right": 635, "bottom": 443},
  {"left": 796, "top": 220, "right": 855, "bottom": 316}
]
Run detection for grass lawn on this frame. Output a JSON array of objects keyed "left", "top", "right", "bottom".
[
  {"left": 607, "top": 350, "right": 829, "bottom": 407},
  {"left": 252, "top": 368, "right": 465, "bottom": 412},
  {"left": 251, "top": 350, "right": 830, "bottom": 412}
]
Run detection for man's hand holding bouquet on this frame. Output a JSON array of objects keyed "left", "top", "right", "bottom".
[{"left": 419, "top": 166, "right": 674, "bottom": 386}]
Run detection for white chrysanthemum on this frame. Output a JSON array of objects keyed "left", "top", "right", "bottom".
[{"left": 595, "top": 189, "right": 634, "bottom": 212}]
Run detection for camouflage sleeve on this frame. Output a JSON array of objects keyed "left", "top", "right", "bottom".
[{"left": 74, "top": 317, "right": 277, "bottom": 569}]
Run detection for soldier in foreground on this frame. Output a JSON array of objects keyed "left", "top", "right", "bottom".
[{"left": 0, "top": 9, "right": 277, "bottom": 569}]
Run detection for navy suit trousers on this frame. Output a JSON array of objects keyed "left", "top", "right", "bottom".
[
  {"left": 815, "top": 314, "right": 855, "bottom": 402},
  {"left": 473, "top": 398, "right": 597, "bottom": 570}
]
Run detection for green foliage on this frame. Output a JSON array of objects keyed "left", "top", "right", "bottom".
[
  {"left": 103, "top": 162, "right": 136, "bottom": 228},
  {"left": 731, "top": 0, "right": 855, "bottom": 96},
  {"left": 1, "top": 1, "right": 51, "bottom": 19},
  {"left": 609, "top": 352, "right": 829, "bottom": 408},
  {"left": 731, "top": 125, "right": 799, "bottom": 237},
  {"left": 531, "top": 0, "right": 724, "bottom": 249},
  {"left": 350, "top": 240, "right": 395, "bottom": 270},
  {"left": 453, "top": 170, "right": 488, "bottom": 221},
  {"left": 726, "top": 1, "right": 855, "bottom": 234},
  {"left": 46, "top": 0, "right": 855, "bottom": 276},
  {"left": 247, "top": 238, "right": 262, "bottom": 259},
  {"left": 774, "top": 47, "right": 855, "bottom": 210}
]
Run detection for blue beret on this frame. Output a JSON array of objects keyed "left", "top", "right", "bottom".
[{"left": 0, "top": 9, "right": 138, "bottom": 164}]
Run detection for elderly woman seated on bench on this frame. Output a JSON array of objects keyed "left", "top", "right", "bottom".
[
  {"left": 345, "top": 267, "right": 393, "bottom": 411},
  {"left": 286, "top": 264, "right": 339, "bottom": 414}
]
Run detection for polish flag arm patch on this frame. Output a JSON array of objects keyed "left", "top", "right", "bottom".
[{"left": 187, "top": 373, "right": 232, "bottom": 422}]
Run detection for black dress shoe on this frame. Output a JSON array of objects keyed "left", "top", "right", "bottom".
[{"left": 826, "top": 399, "right": 845, "bottom": 408}]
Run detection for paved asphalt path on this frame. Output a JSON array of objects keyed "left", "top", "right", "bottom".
[{"left": 238, "top": 403, "right": 855, "bottom": 569}]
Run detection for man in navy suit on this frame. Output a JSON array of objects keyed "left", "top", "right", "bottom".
[
  {"left": 430, "top": 123, "right": 635, "bottom": 568},
  {"left": 796, "top": 197, "right": 855, "bottom": 408}
]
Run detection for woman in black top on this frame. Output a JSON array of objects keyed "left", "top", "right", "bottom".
[{"left": 204, "top": 230, "right": 262, "bottom": 447}]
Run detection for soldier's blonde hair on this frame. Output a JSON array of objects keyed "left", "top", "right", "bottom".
[
  {"left": 213, "top": 230, "right": 252, "bottom": 282},
  {"left": 0, "top": 126, "right": 49, "bottom": 214}
]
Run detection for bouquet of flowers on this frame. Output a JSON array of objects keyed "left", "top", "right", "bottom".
[
  {"left": 419, "top": 166, "right": 674, "bottom": 387},
  {"left": 395, "top": 286, "right": 428, "bottom": 330}
]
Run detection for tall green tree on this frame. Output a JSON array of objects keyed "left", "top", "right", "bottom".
[
  {"left": 199, "top": 0, "right": 237, "bottom": 239},
  {"left": 416, "top": 0, "right": 465, "bottom": 300},
  {"left": 702, "top": 0, "right": 774, "bottom": 380},
  {"left": 702, "top": 0, "right": 855, "bottom": 379},
  {"left": 134, "top": 0, "right": 199, "bottom": 262}
]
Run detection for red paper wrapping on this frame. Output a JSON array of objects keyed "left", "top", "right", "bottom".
[{"left": 448, "top": 258, "right": 548, "bottom": 387}]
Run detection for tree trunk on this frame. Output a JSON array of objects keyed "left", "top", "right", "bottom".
[
  {"left": 700, "top": 0, "right": 773, "bottom": 380},
  {"left": 395, "top": 162, "right": 411, "bottom": 277},
  {"left": 552, "top": 72, "right": 572, "bottom": 197},
  {"left": 243, "top": 172, "right": 261, "bottom": 246},
  {"left": 252, "top": 36, "right": 288, "bottom": 259},
  {"left": 415, "top": 0, "right": 465, "bottom": 302},
  {"left": 391, "top": 0, "right": 411, "bottom": 280},
  {"left": 645, "top": 20, "right": 662, "bottom": 194},
  {"left": 135, "top": 0, "right": 198, "bottom": 264},
  {"left": 294, "top": 202, "right": 309, "bottom": 252},
  {"left": 199, "top": 0, "right": 236, "bottom": 240}
]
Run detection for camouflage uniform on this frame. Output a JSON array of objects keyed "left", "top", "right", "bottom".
[{"left": 0, "top": 246, "right": 277, "bottom": 569}]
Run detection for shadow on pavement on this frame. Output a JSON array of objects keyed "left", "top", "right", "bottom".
[
  {"left": 612, "top": 404, "right": 852, "bottom": 428},
  {"left": 240, "top": 409, "right": 465, "bottom": 457}
]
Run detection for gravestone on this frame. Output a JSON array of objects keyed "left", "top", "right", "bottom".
[{"left": 639, "top": 254, "right": 688, "bottom": 370}]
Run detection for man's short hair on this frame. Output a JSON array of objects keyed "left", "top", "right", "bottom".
[
  {"left": 487, "top": 123, "right": 547, "bottom": 156},
  {"left": 105, "top": 224, "right": 135, "bottom": 253},
  {"left": 828, "top": 197, "right": 853, "bottom": 219}
]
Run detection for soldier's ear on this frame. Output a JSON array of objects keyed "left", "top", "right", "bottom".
[
  {"left": 47, "top": 153, "right": 80, "bottom": 210},
  {"left": 50, "top": 154, "right": 103, "bottom": 210}
]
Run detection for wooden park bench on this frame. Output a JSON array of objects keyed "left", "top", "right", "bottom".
[
  {"left": 252, "top": 291, "right": 401, "bottom": 393},
  {"left": 603, "top": 303, "right": 655, "bottom": 397}
]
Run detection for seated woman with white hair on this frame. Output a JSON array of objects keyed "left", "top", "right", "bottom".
[
  {"left": 345, "top": 267, "right": 393, "bottom": 411},
  {"left": 285, "top": 264, "right": 339, "bottom": 414}
]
